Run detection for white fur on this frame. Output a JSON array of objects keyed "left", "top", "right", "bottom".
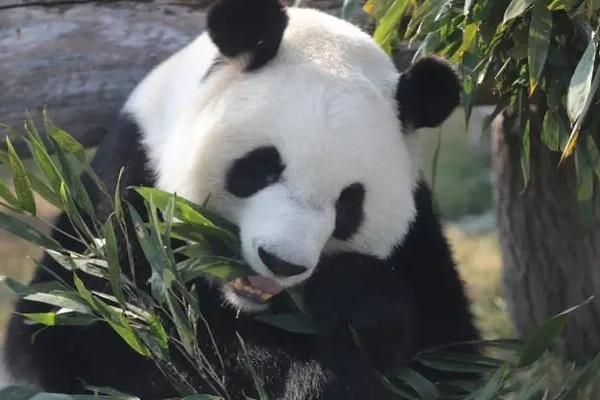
[{"left": 125, "top": 8, "right": 420, "bottom": 308}]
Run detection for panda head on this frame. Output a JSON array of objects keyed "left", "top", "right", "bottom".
[{"left": 152, "top": 0, "right": 460, "bottom": 311}]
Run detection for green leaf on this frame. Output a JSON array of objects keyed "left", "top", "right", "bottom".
[
  {"left": 106, "top": 318, "right": 151, "bottom": 357},
  {"left": 416, "top": 357, "right": 498, "bottom": 374},
  {"left": 254, "top": 313, "right": 320, "bottom": 335},
  {"left": 26, "top": 135, "right": 62, "bottom": 192},
  {"left": 503, "top": 0, "right": 534, "bottom": 24},
  {"left": 0, "top": 385, "right": 40, "bottom": 400},
  {"left": 396, "top": 368, "right": 441, "bottom": 400},
  {"left": 147, "top": 312, "right": 169, "bottom": 350},
  {"left": 560, "top": 353, "right": 600, "bottom": 399},
  {"left": 183, "top": 396, "right": 223, "bottom": 400},
  {"left": 542, "top": 111, "right": 560, "bottom": 151},
  {"left": 59, "top": 182, "right": 95, "bottom": 244},
  {"left": 128, "top": 205, "right": 175, "bottom": 302},
  {"left": 465, "top": 364, "right": 512, "bottom": 400},
  {"left": 49, "top": 125, "right": 87, "bottom": 161},
  {"left": 104, "top": 219, "right": 126, "bottom": 305},
  {"left": 518, "top": 297, "right": 592, "bottom": 367},
  {"left": 179, "top": 260, "right": 252, "bottom": 283},
  {"left": 0, "top": 177, "right": 19, "bottom": 208},
  {"left": 6, "top": 137, "right": 36, "bottom": 214},
  {"left": 0, "top": 275, "right": 35, "bottom": 297},
  {"left": 585, "top": 136, "right": 600, "bottom": 180},
  {"left": 528, "top": 1, "right": 552, "bottom": 96},
  {"left": 576, "top": 146, "right": 594, "bottom": 201},
  {"left": 23, "top": 292, "right": 93, "bottom": 315},
  {"left": 373, "top": 0, "right": 411, "bottom": 53},
  {"left": 21, "top": 310, "right": 95, "bottom": 326},
  {"left": 521, "top": 119, "right": 531, "bottom": 188},
  {"left": 518, "top": 379, "right": 547, "bottom": 399},
  {"left": 567, "top": 33, "right": 597, "bottom": 123},
  {"left": 27, "top": 171, "right": 62, "bottom": 208},
  {"left": 378, "top": 375, "right": 421, "bottom": 400},
  {"left": 82, "top": 384, "right": 140, "bottom": 400},
  {"left": 135, "top": 187, "right": 235, "bottom": 232},
  {"left": 0, "top": 210, "right": 61, "bottom": 250},
  {"left": 0, "top": 385, "right": 119, "bottom": 399}
]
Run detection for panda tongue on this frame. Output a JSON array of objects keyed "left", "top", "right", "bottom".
[{"left": 247, "top": 275, "right": 284, "bottom": 296}]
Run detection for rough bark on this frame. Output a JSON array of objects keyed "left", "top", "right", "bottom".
[
  {"left": 491, "top": 109, "right": 600, "bottom": 360},
  {"left": 0, "top": 0, "right": 342, "bottom": 149}
]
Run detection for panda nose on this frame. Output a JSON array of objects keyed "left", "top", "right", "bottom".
[{"left": 258, "top": 247, "right": 307, "bottom": 277}]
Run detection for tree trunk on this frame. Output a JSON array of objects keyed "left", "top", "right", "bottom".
[
  {"left": 0, "top": 0, "right": 342, "bottom": 150},
  {"left": 491, "top": 109, "right": 600, "bottom": 360}
]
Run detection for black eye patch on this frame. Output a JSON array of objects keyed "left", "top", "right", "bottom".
[
  {"left": 333, "top": 183, "right": 365, "bottom": 241},
  {"left": 226, "top": 146, "right": 285, "bottom": 198}
]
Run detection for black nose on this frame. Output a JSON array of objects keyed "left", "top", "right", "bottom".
[{"left": 258, "top": 247, "right": 307, "bottom": 277}]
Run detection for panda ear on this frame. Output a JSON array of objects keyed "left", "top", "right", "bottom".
[
  {"left": 207, "top": 0, "right": 288, "bottom": 71},
  {"left": 396, "top": 57, "right": 460, "bottom": 130}
]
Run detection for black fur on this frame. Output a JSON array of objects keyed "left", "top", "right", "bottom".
[
  {"left": 207, "top": 0, "right": 288, "bottom": 71},
  {"left": 226, "top": 146, "right": 285, "bottom": 198},
  {"left": 397, "top": 57, "right": 461, "bottom": 129},
  {"left": 333, "top": 183, "right": 365, "bottom": 241},
  {"left": 4, "top": 115, "right": 477, "bottom": 397}
]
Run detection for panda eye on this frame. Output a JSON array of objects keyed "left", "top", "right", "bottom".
[
  {"left": 333, "top": 183, "right": 365, "bottom": 241},
  {"left": 226, "top": 146, "right": 285, "bottom": 198}
]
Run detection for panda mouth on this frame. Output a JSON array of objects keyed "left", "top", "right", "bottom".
[{"left": 229, "top": 275, "right": 284, "bottom": 303}]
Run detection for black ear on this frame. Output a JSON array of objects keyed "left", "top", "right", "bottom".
[
  {"left": 396, "top": 57, "right": 460, "bottom": 129},
  {"left": 207, "top": 0, "right": 288, "bottom": 71}
]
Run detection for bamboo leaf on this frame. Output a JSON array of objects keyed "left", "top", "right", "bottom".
[
  {"left": 561, "top": 49, "right": 600, "bottom": 163},
  {"left": 128, "top": 205, "right": 175, "bottom": 302},
  {"left": 27, "top": 171, "right": 62, "bottom": 208},
  {"left": 0, "top": 385, "right": 119, "bottom": 399},
  {"left": 560, "top": 353, "right": 600, "bottom": 399},
  {"left": 373, "top": 0, "right": 411, "bottom": 53},
  {"left": 0, "top": 210, "right": 61, "bottom": 250},
  {"left": 521, "top": 119, "right": 531, "bottom": 188},
  {"left": 518, "top": 297, "right": 593, "bottom": 367},
  {"left": 179, "top": 260, "right": 252, "bottom": 283},
  {"left": 542, "top": 111, "right": 560, "bottom": 151},
  {"left": 23, "top": 292, "right": 93, "bottom": 315},
  {"left": 503, "top": 0, "right": 534, "bottom": 24},
  {"left": 528, "top": 1, "right": 552, "bottom": 96},
  {"left": 106, "top": 318, "right": 151, "bottom": 357},
  {"left": 6, "top": 137, "right": 36, "bottom": 214},
  {"left": 465, "top": 364, "right": 512, "bottom": 400},
  {"left": 26, "top": 135, "right": 62, "bottom": 192},
  {"left": 104, "top": 219, "right": 126, "bottom": 305},
  {"left": 0, "top": 177, "right": 19, "bottom": 208},
  {"left": 0, "top": 275, "right": 35, "bottom": 297},
  {"left": 567, "top": 32, "right": 597, "bottom": 123},
  {"left": 49, "top": 124, "right": 87, "bottom": 160},
  {"left": 396, "top": 368, "right": 441, "bottom": 400},
  {"left": 21, "top": 310, "right": 95, "bottom": 326},
  {"left": 585, "top": 136, "right": 600, "bottom": 180}
]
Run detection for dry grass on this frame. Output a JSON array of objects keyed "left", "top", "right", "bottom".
[{"left": 445, "top": 225, "right": 512, "bottom": 340}]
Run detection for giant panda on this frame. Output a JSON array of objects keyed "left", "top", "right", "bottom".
[{"left": 3, "top": 0, "right": 478, "bottom": 398}]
